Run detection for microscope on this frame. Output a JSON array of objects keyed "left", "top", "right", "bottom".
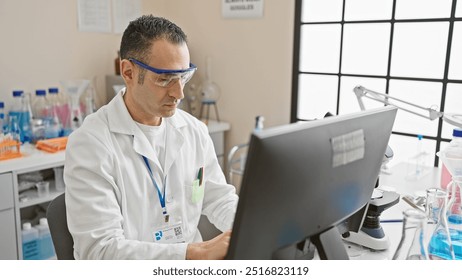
[
  {"left": 321, "top": 111, "right": 400, "bottom": 250},
  {"left": 342, "top": 145, "right": 400, "bottom": 250}
]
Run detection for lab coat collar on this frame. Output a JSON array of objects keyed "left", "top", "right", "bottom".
[{"left": 107, "top": 89, "right": 186, "bottom": 173}]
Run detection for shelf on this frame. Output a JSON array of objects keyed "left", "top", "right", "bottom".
[{"left": 18, "top": 180, "right": 64, "bottom": 209}]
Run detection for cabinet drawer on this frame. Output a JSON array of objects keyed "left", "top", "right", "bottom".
[
  {"left": 0, "top": 208, "right": 18, "bottom": 259},
  {"left": 0, "top": 173, "right": 14, "bottom": 211}
]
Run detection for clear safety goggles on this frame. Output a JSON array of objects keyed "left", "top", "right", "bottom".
[{"left": 129, "top": 58, "right": 197, "bottom": 88}]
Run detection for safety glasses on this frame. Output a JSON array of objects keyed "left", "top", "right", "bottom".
[{"left": 129, "top": 58, "right": 197, "bottom": 88}]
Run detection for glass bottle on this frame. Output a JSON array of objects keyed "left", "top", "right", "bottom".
[
  {"left": 425, "top": 187, "right": 455, "bottom": 260},
  {"left": 45, "top": 88, "right": 61, "bottom": 138},
  {"left": 31, "top": 89, "right": 48, "bottom": 142},
  {"left": 8, "top": 115, "right": 20, "bottom": 142},
  {"left": 392, "top": 209, "right": 428, "bottom": 260},
  {"left": 0, "top": 101, "right": 5, "bottom": 134},
  {"left": 8, "top": 90, "right": 32, "bottom": 143}
]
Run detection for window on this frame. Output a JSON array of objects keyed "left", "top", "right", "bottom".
[{"left": 292, "top": 0, "right": 462, "bottom": 166}]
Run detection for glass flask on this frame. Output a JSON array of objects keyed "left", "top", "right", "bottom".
[
  {"left": 425, "top": 188, "right": 455, "bottom": 260},
  {"left": 393, "top": 209, "right": 428, "bottom": 260}
]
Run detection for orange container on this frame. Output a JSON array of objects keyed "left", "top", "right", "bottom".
[
  {"left": 36, "top": 137, "right": 68, "bottom": 153},
  {"left": 0, "top": 139, "right": 22, "bottom": 160}
]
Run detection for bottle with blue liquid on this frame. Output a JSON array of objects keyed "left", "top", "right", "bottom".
[
  {"left": 35, "top": 218, "right": 56, "bottom": 259},
  {"left": 8, "top": 90, "right": 32, "bottom": 143},
  {"left": 0, "top": 101, "right": 6, "bottom": 134},
  {"left": 21, "top": 222, "right": 40, "bottom": 260}
]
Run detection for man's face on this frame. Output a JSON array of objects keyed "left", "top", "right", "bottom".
[{"left": 129, "top": 39, "right": 191, "bottom": 120}]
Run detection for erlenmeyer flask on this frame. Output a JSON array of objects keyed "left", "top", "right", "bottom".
[
  {"left": 392, "top": 209, "right": 428, "bottom": 260},
  {"left": 425, "top": 188, "right": 455, "bottom": 260}
]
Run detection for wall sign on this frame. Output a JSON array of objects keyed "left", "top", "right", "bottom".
[{"left": 222, "top": 0, "right": 264, "bottom": 19}]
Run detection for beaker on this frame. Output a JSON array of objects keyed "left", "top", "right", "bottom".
[{"left": 392, "top": 209, "right": 428, "bottom": 260}]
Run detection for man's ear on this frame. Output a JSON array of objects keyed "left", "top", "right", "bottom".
[{"left": 120, "top": 59, "right": 136, "bottom": 85}]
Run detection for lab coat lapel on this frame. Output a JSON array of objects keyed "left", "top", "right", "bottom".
[
  {"left": 107, "top": 90, "right": 159, "bottom": 166},
  {"left": 132, "top": 130, "right": 162, "bottom": 170},
  {"left": 164, "top": 115, "right": 186, "bottom": 176}
]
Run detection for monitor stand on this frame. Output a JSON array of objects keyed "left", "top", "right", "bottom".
[{"left": 311, "top": 226, "right": 350, "bottom": 260}]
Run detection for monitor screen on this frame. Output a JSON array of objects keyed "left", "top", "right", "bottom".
[{"left": 226, "top": 106, "right": 398, "bottom": 260}]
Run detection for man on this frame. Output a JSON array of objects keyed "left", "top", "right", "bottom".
[{"left": 64, "top": 15, "right": 239, "bottom": 260}]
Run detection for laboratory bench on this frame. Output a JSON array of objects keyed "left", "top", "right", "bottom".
[
  {"left": 0, "top": 120, "right": 230, "bottom": 259},
  {"left": 343, "top": 162, "right": 442, "bottom": 260}
]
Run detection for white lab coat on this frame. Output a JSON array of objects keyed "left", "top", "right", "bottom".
[{"left": 64, "top": 90, "right": 238, "bottom": 260}]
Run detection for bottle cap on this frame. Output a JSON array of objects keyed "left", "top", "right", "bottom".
[
  {"left": 48, "top": 88, "right": 59, "bottom": 94},
  {"left": 23, "top": 222, "right": 32, "bottom": 230},
  {"left": 39, "top": 218, "right": 48, "bottom": 226},
  {"left": 35, "top": 89, "right": 46, "bottom": 96},
  {"left": 453, "top": 129, "right": 462, "bottom": 138},
  {"left": 12, "top": 90, "right": 23, "bottom": 97}
]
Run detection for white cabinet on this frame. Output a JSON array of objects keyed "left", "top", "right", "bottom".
[
  {"left": 0, "top": 144, "right": 65, "bottom": 259},
  {"left": 206, "top": 120, "right": 231, "bottom": 170},
  {"left": 0, "top": 173, "right": 16, "bottom": 259}
]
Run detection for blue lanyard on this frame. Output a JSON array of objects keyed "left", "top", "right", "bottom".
[{"left": 142, "top": 156, "right": 168, "bottom": 218}]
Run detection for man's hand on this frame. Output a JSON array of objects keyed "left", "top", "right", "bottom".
[{"left": 186, "top": 230, "right": 232, "bottom": 260}]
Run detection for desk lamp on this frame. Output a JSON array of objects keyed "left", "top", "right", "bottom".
[
  {"left": 353, "top": 85, "right": 462, "bottom": 128},
  {"left": 344, "top": 85, "right": 462, "bottom": 250}
]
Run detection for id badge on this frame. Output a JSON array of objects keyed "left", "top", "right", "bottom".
[{"left": 152, "top": 221, "right": 186, "bottom": 244}]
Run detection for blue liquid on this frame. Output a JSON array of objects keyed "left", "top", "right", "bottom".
[
  {"left": 9, "top": 111, "right": 31, "bottom": 143},
  {"left": 429, "top": 229, "right": 462, "bottom": 260},
  {"left": 38, "top": 234, "right": 55, "bottom": 259},
  {"left": 22, "top": 239, "right": 40, "bottom": 260}
]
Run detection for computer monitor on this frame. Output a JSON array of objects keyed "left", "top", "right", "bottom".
[{"left": 226, "top": 106, "right": 398, "bottom": 260}]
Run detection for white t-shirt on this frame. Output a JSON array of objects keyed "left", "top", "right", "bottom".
[{"left": 136, "top": 119, "right": 167, "bottom": 172}]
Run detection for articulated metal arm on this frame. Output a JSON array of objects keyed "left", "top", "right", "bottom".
[{"left": 353, "top": 85, "right": 462, "bottom": 128}]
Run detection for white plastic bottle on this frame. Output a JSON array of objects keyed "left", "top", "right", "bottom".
[
  {"left": 35, "top": 218, "right": 56, "bottom": 260},
  {"left": 21, "top": 222, "right": 40, "bottom": 260}
]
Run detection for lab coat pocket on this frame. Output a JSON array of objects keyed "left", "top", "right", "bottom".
[
  {"left": 184, "top": 182, "right": 204, "bottom": 223},
  {"left": 191, "top": 179, "right": 204, "bottom": 204}
]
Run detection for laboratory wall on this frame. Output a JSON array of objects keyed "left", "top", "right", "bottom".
[
  {"left": 1, "top": 0, "right": 294, "bottom": 168},
  {"left": 0, "top": 0, "right": 165, "bottom": 109},
  {"left": 146, "top": 0, "right": 295, "bottom": 156}
]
